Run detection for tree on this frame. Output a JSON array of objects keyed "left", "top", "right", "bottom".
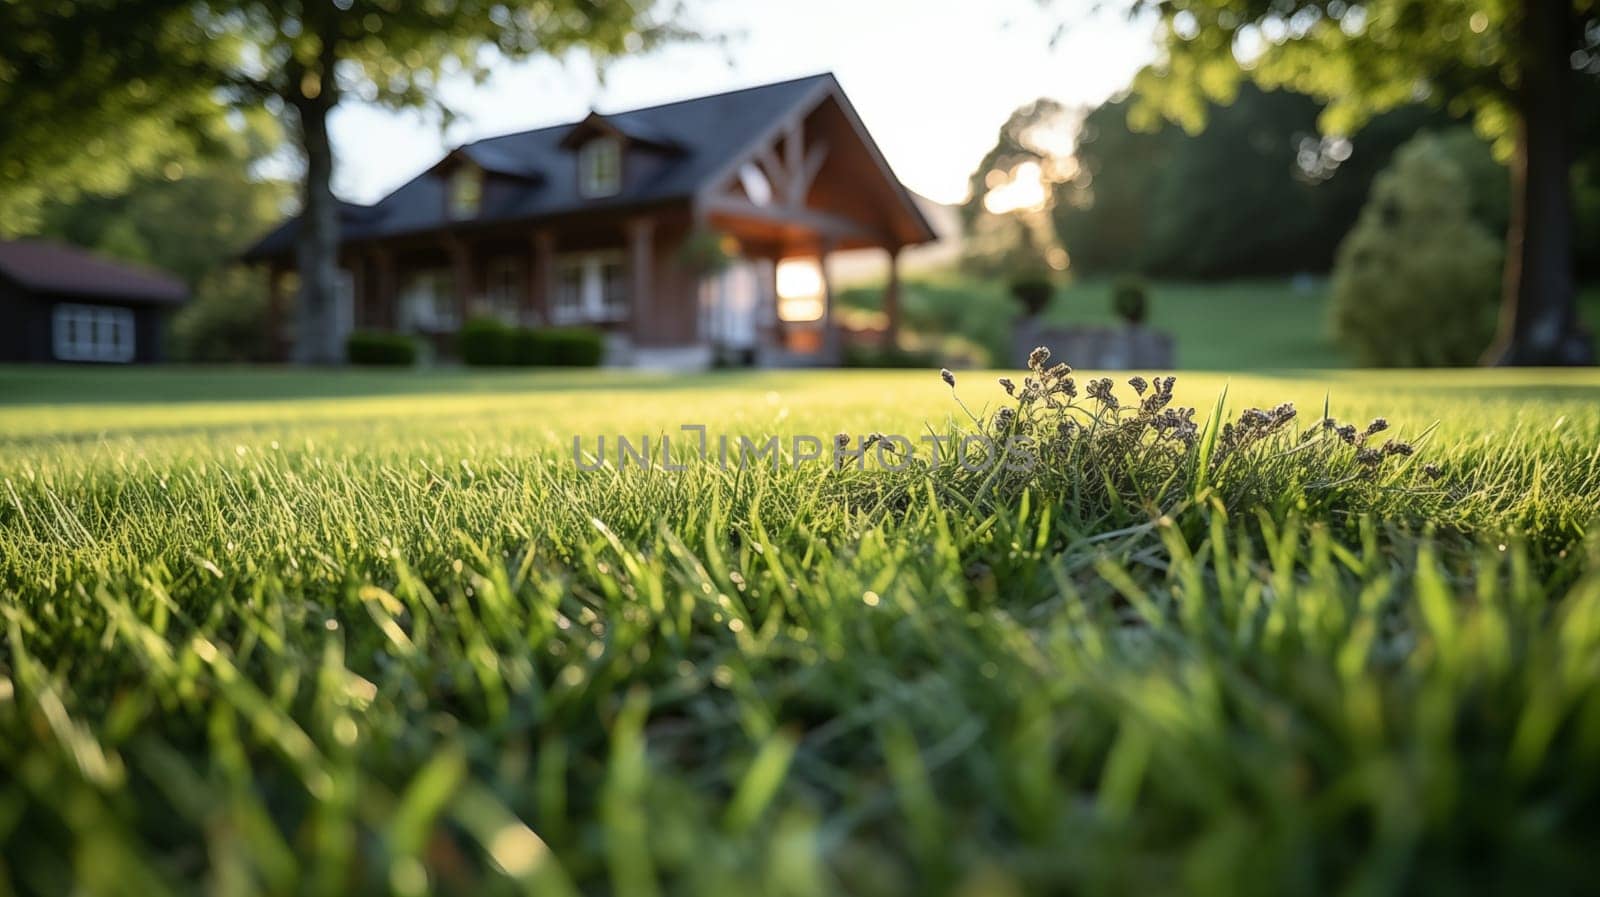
[
  {"left": 1052, "top": 85, "right": 1458, "bottom": 278},
  {"left": 1126, "top": 0, "right": 1599, "bottom": 365},
  {"left": 0, "top": 2, "right": 230, "bottom": 235},
  {"left": 6, "top": 1, "right": 689, "bottom": 363},
  {"left": 960, "top": 99, "right": 1074, "bottom": 275},
  {"left": 31, "top": 114, "right": 292, "bottom": 287}
]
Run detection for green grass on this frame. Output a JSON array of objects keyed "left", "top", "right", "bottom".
[
  {"left": 3, "top": 365, "right": 1600, "bottom": 896},
  {"left": 841, "top": 275, "right": 1600, "bottom": 369}
]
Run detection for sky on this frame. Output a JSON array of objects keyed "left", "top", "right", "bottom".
[{"left": 327, "top": 0, "right": 1157, "bottom": 207}]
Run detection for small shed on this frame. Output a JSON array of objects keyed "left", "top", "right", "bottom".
[{"left": 0, "top": 240, "right": 188, "bottom": 364}]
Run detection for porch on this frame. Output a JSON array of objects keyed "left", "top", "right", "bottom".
[{"left": 260, "top": 207, "right": 905, "bottom": 369}]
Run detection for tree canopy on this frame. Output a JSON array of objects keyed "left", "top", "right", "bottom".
[{"left": 1124, "top": 0, "right": 1600, "bottom": 363}]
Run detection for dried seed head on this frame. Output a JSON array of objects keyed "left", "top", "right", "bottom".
[
  {"left": 992, "top": 407, "right": 1016, "bottom": 431},
  {"left": 1128, "top": 376, "right": 1148, "bottom": 395},
  {"left": 1423, "top": 462, "right": 1444, "bottom": 479},
  {"left": 940, "top": 368, "right": 956, "bottom": 388},
  {"left": 834, "top": 433, "right": 851, "bottom": 449},
  {"left": 1028, "top": 346, "right": 1051, "bottom": 371},
  {"left": 998, "top": 377, "right": 1015, "bottom": 396}
]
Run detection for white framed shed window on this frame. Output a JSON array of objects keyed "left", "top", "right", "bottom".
[
  {"left": 552, "top": 252, "right": 629, "bottom": 324},
  {"left": 578, "top": 137, "right": 622, "bottom": 198},
  {"left": 53, "top": 303, "right": 135, "bottom": 362}
]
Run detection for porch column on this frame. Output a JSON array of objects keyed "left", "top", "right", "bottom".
[
  {"left": 627, "top": 217, "right": 654, "bottom": 346},
  {"left": 531, "top": 231, "right": 554, "bottom": 325},
  {"left": 265, "top": 263, "right": 288, "bottom": 362},
  {"left": 372, "top": 246, "right": 397, "bottom": 329},
  {"left": 819, "top": 240, "right": 840, "bottom": 365},
  {"left": 446, "top": 236, "right": 473, "bottom": 327},
  {"left": 882, "top": 246, "right": 901, "bottom": 349}
]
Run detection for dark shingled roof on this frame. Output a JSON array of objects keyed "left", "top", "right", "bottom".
[
  {"left": 0, "top": 240, "right": 188, "bottom": 304},
  {"left": 246, "top": 73, "right": 842, "bottom": 260}
]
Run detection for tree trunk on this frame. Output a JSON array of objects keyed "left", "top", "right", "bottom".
[
  {"left": 1484, "top": 0, "right": 1594, "bottom": 365},
  {"left": 292, "top": 95, "right": 341, "bottom": 365}
]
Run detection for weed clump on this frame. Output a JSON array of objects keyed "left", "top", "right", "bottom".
[{"left": 934, "top": 346, "right": 1427, "bottom": 519}]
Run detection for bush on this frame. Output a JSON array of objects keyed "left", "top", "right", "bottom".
[
  {"left": 675, "top": 228, "right": 736, "bottom": 276},
  {"left": 458, "top": 317, "right": 513, "bottom": 366},
  {"left": 346, "top": 331, "right": 418, "bottom": 366},
  {"left": 1331, "top": 132, "right": 1503, "bottom": 366},
  {"left": 167, "top": 266, "right": 270, "bottom": 362},
  {"left": 1112, "top": 277, "right": 1148, "bottom": 325},
  {"left": 842, "top": 344, "right": 940, "bottom": 369},
  {"left": 1008, "top": 274, "right": 1054, "bottom": 318},
  {"left": 508, "top": 327, "right": 605, "bottom": 366}
]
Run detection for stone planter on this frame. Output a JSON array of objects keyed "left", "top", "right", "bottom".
[{"left": 1012, "top": 319, "right": 1174, "bottom": 370}]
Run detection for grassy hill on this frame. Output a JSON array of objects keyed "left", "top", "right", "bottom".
[{"left": 841, "top": 274, "right": 1600, "bottom": 369}]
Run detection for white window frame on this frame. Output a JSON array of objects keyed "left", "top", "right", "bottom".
[
  {"left": 578, "top": 137, "right": 622, "bottom": 198},
  {"left": 551, "top": 251, "right": 629, "bottom": 324},
  {"left": 52, "top": 303, "right": 136, "bottom": 363}
]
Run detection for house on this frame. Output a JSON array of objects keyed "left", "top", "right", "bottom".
[
  {"left": 243, "top": 73, "right": 937, "bottom": 367},
  {"left": 0, "top": 240, "right": 188, "bottom": 364}
]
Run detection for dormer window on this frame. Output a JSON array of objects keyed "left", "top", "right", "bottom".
[
  {"left": 579, "top": 137, "right": 622, "bottom": 198},
  {"left": 449, "top": 165, "right": 482, "bottom": 219}
]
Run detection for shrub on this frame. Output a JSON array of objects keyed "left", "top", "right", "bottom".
[
  {"left": 508, "top": 327, "right": 605, "bottom": 366},
  {"left": 346, "top": 331, "right": 418, "bottom": 366},
  {"left": 167, "top": 266, "right": 270, "bottom": 362},
  {"left": 842, "top": 344, "right": 939, "bottom": 369},
  {"left": 1112, "top": 277, "right": 1148, "bottom": 325},
  {"left": 458, "top": 316, "right": 513, "bottom": 366},
  {"left": 1330, "top": 132, "right": 1503, "bottom": 366},
  {"left": 1008, "top": 274, "right": 1054, "bottom": 318}
]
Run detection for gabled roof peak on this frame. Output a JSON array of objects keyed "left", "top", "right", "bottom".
[{"left": 557, "top": 110, "right": 684, "bottom": 153}]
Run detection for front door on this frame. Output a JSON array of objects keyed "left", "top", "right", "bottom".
[{"left": 700, "top": 259, "right": 770, "bottom": 362}]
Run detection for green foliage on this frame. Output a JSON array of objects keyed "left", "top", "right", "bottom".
[
  {"left": 0, "top": 1, "right": 236, "bottom": 234},
  {"left": 676, "top": 229, "right": 736, "bottom": 276},
  {"left": 1331, "top": 132, "right": 1504, "bottom": 366},
  {"left": 2, "top": 366, "right": 1600, "bottom": 893},
  {"left": 1125, "top": 0, "right": 1560, "bottom": 150},
  {"left": 27, "top": 116, "right": 290, "bottom": 285},
  {"left": 346, "top": 331, "right": 419, "bottom": 366},
  {"left": 841, "top": 344, "right": 941, "bottom": 369},
  {"left": 1008, "top": 273, "right": 1055, "bottom": 318},
  {"left": 167, "top": 267, "right": 271, "bottom": 363},
  {"left": 1112, "top": 277, "right": 1149, "bottom": 324},
  {"left": 510, "top": 327, "right": 606, "bottom": 366},
  {"left": 1053, "top": 86, "right": 1459, "bottom": 278},
  {"left": 458, "top": 317, "right": 514, "bottom": 366}
]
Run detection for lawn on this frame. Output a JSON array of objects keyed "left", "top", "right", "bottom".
[
  {"left": 840, "top": 275, "right": 1600, "bottom": 369},
  {"left": 3, "top": 364, "right": 1600, "bottom": 896}
]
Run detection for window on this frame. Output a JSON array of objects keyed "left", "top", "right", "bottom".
[
  {"left": 738, "top": 162, "right": 773, "bottom": 206},
  {"left": 485, "top": 257, "right": 522, "bottom": 322},
  {"left": 578, "top": 137, "right": 622, "bottom": 198},
  {"left": 449, "top": 165, "right": 482, "bottom": 219},
  {"left": 53, "top": 303, "right": 135, "bottom": 362},
  {"left": 552, "top": 252, "right": 629, "bottom": 324}
]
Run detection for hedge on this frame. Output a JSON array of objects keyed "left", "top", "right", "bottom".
[{"left": 346, "top": 331, "right": 418, "bottom": 366}]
